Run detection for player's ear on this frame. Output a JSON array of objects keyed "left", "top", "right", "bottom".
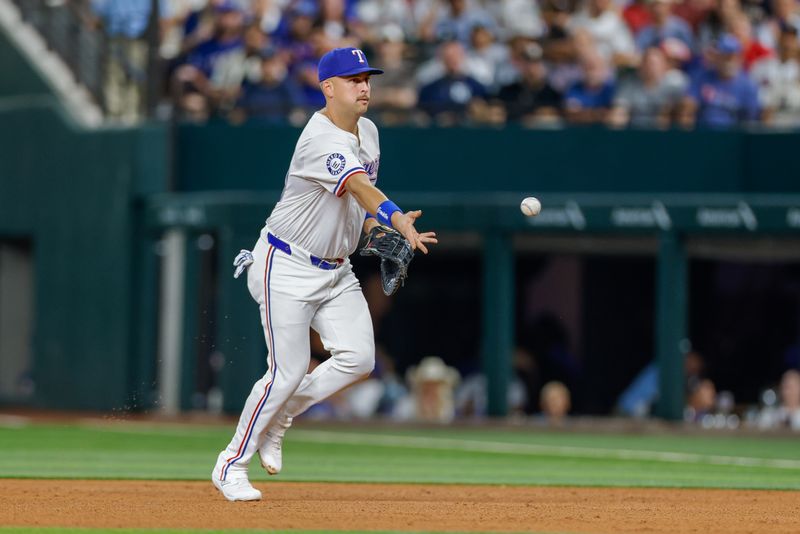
[{"left": 320, "top": 79, "right": 334, "bottom": 98}]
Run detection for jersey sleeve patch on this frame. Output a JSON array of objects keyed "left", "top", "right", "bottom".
[{"left": 326, "top": 153, "right": 347, "bottom": 175}]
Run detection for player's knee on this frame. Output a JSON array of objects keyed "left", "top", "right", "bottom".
[
  {"left": 356, "top": 352, "right": 375, "bottom": 378},
  {"left": 349, "top": 340, "right": 375, "bottom": 378},
  {"left": 331, "top": 337, "right": 374, "bottom": 377}
]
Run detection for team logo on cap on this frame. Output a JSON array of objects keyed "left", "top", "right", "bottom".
[{"left": 326, "top": 153, "right": 346, "bottom": 175}]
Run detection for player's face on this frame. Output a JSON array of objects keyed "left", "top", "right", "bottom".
[{"left": 334, "top": 73, "right": 371, "bottom": 114}]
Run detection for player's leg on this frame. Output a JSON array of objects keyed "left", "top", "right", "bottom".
[
  {"left": 284, "top": 273, "right": 375, "bottom": 418},
  {"left": 212, "top": 242, "right": 315, "bottom": 500},
  {"left": 257, "top": 267, "right": 374, "bottom": 475}
]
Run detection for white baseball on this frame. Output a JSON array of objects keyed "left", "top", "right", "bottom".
[{"left": 520, "top": 196, "right": 541, "bottom": 217}]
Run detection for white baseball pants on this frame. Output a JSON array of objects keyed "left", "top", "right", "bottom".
[{"left": 218, "top": 231, "right": 374, "bottom": 480}]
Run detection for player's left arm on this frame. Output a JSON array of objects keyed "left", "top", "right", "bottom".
[{"left": 347, "top": 173, "right": 438, "bottom": 254}]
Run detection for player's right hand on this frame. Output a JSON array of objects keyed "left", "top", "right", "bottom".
[{"left": 391, "top": 210, "right": 438, "bottom": 254}]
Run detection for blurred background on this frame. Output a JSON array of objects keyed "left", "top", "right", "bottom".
[{"left": 1, "top": 0, "right": 799, "bottom": 433}]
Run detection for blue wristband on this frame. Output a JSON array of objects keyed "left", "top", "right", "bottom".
[
  {"left": 365, "top": 212, "right": 375, "bottom": 221},
  {"left": 376, "top": 200, "right": 402, "bottom": 228}
]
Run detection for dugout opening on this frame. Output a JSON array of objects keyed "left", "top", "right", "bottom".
[
  {"left": 0, "top": 238, "right": 35, "bottom": 403},
  {"left": 687, "top": 237, "right": 800, "bottom": 409}
]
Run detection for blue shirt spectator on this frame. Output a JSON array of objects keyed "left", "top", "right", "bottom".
[
  {"left": 636, "top": 16, "right": 694, "bottom": 52},
  {"left": 184, "top": 4, "right": 246, "bottom": 80},
  {"left": 187, "top": 37, "right": 245, "bottom": 79},
  {"left": 417, "top": 41, "right": 487, "bottom": 121},
  {"left": 91, "top": 0, "right": 171, "bottom": 39},
  {"left": 434, "top": 0, "right": 498, "bottom": 44},
  {"left": 418, "top": 75, "right": 487, "bottom": 117},
  {"left": 686, "top": 36, "right": 761, "bottom": 128},
  {"left": 617, "top": 363, "right": 660, "bottom": 417},
  {"left": 236, "top": 78, "right": 301, "bottom": 125},
  {"left": 688, "top": 69, "right": 760, "bottom": 128},
  {"left": 565, "top": 79, "right": 615, "bottom": 109}
]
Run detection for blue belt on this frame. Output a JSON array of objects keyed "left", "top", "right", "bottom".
[{"left": 267, "top": 233, "right": 343, "bottom": 271}]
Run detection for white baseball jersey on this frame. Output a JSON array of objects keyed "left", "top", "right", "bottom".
[
  {"left": 215, "top": 111, "right": 380, "bottom": 489},
  {"left": 265, "top": 111, "right": 381, "bottom": 260}
]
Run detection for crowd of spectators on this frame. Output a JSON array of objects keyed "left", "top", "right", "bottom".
[{"left": 86, "top": 0, "right": 800, "bottom": 128}]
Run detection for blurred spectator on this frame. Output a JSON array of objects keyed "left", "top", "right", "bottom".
[
  {"left": 316, "top": 0, "right": 360, "bottom": 45},
  {"left": 568, "top": 0, "right": 639, "bottom": 66},
  {"left": 292, "top": 26, "right": 337, "bottom": 109},
  {"left": 172, "top": 1, "right": 246, "bottom": 120},
  {"left": 177, "top": 0, "right": 238, "bottom": 57},
  {"left": 539, "top": 380, "right": 571, "bottom": 424},
  {"left": 76, "top": 0, "right": 800, "bottom": 131},
  {"left": 427, "top": 0, "right": 498, "bottom": 45},
  {"left": 540, "top": 32, "right": 584, "bottom": 94},
  {"left": 624, "top": 0, "right": 655, "bottom": 36},
  {"left": 673, "top": 0, "right": 716, "bottom": 34},
  {"left": 496, "top": 43, "right": 563, "bottom": 126},
  {"left": 251, "top": 0, "right": 291, "bottom": 36},
  {"left": 659, "top": 35, "right": 694, "bottom": 68},
  {"left": 729, "top": 11, "right": 773, "bottom": 69},
  {"left": 355, "top": 0, "right": 418, "bottom": 44},
  {"left": 696, "top": 0, "right": 741, "bottom": 52},
  {"left": 455, "top": 352, "right": 531, "bottom": 417},
  {"left": 758, "top": 369, "right": 800, "bottom": 429},
  {"left": 465, "top": 24, "right": 510, "bottom": 91},
  {"left": 541, "top": 0, "right": 580, "bottom": 40},
  {"left": 756, "top": 0, "right": 800, "bottom": 49},
  {"left": 368, "top": 25, "right": 419, "bottom": 124},
  {"left": 564, "top": 51, "right": 616, "bottom": 124},
  {"left": 493, "top": 35, "right": 535, "bottom": 88},
  {"left": 616, "top": 350, "right": 706, "bottom": 417},
  {"left": 608, "top": 46, "right": 687, "bottom": 128},
  {"left": 211, "top": 23, "right": 274, "bottom": 113},
  {"left": 230, "top": 48, "right": 303, "bottom": 125},
  {"left": 417, "top": 40, "right": 495, "bottom": 125},
  {"left": 635, "top": 0, "right": 695, "bottom": 53},
  {"left": 679, "top": 34, "right": 760, "bottom": 128},
  {"left": 91, "top": 0, "right": 172, "bottom": 120},
  {"left": 684, "top": 378, "right": 717, "bottom": 422},
  {"left": 519, "top": 313, "right": 581, "bottom": 393},
  {"left": 404, "top": 356, "right": 460, "bottom": 423},
  {"left": 750, "top": 25, "right": 800, "bottom": 127},
  {"left": 484, "top": 0, "right": 546, "bottom": 40},
  {"left": 272, "top": 1, "right": 317, "bottom": 55}
]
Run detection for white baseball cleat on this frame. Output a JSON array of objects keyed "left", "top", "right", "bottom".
[
  {"left": 212, "top": 452, "right": 262, "bottom": 502},
  {"left": 258, "top": 415, "right": 293, "bottom": 475}
]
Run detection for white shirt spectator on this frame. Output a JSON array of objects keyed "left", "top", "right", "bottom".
[
  {"left": 758, "top": 405, "right": 800, "bottom": 430},
  {"left": 569, "top": 8, "right": 636, "bottom": 63},
  {"left": 751, "top": 56, "right": 800, "bottom": 127},
  {"left": 482, "top": 0, "right": 545, "bottom": 39},
  {"left": 356, "top": 0, "right": 420, "bottom": 41}
]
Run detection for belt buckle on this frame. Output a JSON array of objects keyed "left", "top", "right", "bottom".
[{"left": 312, "top": 256, "right": 342, "bottom": 270}]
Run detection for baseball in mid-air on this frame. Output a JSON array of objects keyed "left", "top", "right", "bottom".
[{"left": 520, "top": 196, "right": 541, "bottom": 217}]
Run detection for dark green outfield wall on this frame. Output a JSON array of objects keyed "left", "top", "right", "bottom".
[
  {"left": 0, "top": 103, "right": 167, "bottom": 410},
  {"left": 176, "top": 122, "right": 800, "bottom": 194}
]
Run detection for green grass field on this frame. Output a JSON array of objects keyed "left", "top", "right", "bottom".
[
  {"left": 1, "top": 419, "right": 800, "bottom": 489},
  {"left": 2, "top": 418, "right": 800, "bottom": 533}
]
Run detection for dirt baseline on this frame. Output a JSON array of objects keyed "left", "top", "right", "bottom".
[{"left": 3, "top": 480, "right": 799, "bottom": 533}]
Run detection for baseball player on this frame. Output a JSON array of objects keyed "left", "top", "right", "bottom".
[{"left": 212, "top": 47, "right": 438, "bottom": 501}]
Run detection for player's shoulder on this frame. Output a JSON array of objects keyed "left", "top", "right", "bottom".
[
  {"left": 298, "top": 113, "right": 352, "bottom": 148},
  {"left": 358, "top": 116, "right": 379, "bottom": 138}
]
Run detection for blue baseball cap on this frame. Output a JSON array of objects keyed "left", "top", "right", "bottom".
[
  {"left": 716, "top": 34, "right": 742, "bottom": 54},
  {"left": 215, "top": 0, "right": 239, "bottom": 12},
  {"left": 317, "top": 47, "right": 384, "bottom": 83}
]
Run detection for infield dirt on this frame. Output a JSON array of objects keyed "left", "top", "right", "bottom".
[{"left": 3, "top": 479, "right": 799, "bottom": 533}]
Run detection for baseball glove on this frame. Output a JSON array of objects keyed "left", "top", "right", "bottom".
[{"left": 360, "top": 225, "right": 414, "bottom": 296}]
